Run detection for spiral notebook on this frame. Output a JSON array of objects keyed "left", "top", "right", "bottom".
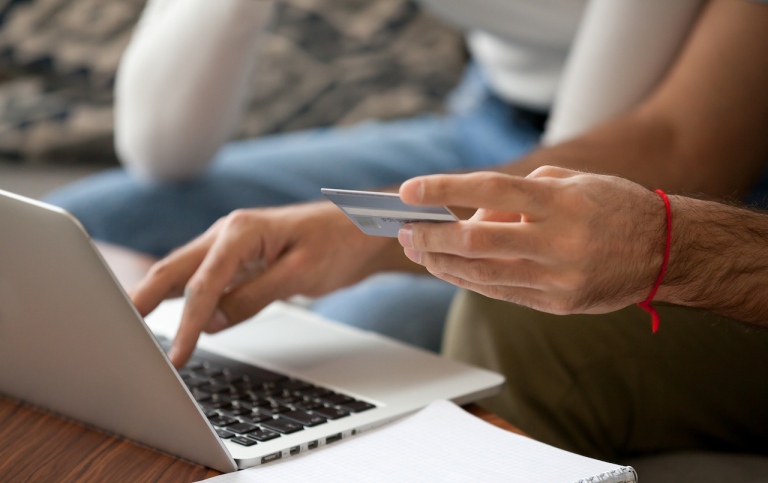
[{"left": 202, "top": 400, "right": 637, "bottom": 482}]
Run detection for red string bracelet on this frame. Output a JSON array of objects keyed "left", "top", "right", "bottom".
[{"left": 637, "top": 189, "right": 672, "bottom": 333}]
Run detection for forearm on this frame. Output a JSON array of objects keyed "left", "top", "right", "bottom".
[
  {"left": 496, "top": 108, "right": 763, "bottom": 199},
  {"left": 496, "top": 114, "right": 693, "bottom": 194},
  {"left": 656, "top": 197, "right": 768, "bottom": 326},
  {"left": 496, "top": 0, "right": 768, "bottom": 199},
  {"left": 115, "top": 0, "right": 274, "bottom": 180}
]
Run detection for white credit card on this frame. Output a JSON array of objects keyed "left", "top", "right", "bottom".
[{"left": 322, "top": 188, "right": 459, "bottom": 237}]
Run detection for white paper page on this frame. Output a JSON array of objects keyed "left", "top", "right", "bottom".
[{"left": 201, "top": 400, "right": 635, "bottom": 483}]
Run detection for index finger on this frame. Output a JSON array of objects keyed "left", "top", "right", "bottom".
[
  {"left": 399, "top": 172, "right": 550, "bottom": 217},
  {"left": 169, "top": 227, "right": 254, "bottom": 367}
]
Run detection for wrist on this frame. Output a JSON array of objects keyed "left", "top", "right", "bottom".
[
  {"left": 653, "top": 195, "right": 737, "bottom": 307},
  {"left": 634, "top": 189, "right": 672, "bottom": 331},
  {"left": 654, "top": 195, "right": 691, "bottom": 304}
]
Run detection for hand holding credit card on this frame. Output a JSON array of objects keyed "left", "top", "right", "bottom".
[{"left": 322, "top": 188, "right": 458, "bottom": 237}]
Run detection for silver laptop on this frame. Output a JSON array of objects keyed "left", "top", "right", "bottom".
[{"left": 0, "top": 189, "right": 504, "bottom": 473}]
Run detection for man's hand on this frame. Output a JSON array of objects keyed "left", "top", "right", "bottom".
[
  {"left": 397, "top": 167, "right": 667, "bottom": 316},
  {"left": 130, "top": 201, "right": 396, "bottom": 367}
]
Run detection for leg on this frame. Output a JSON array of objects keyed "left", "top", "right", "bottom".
[
  {"left": 443, "top": 290, "right": 768, "bottom": 460},
  {"left": 43, "top": 117, "right": 477, "bottom": 350},
  {"left": 44, "top": 116, "right": 467, "bottom": 258},
  {"left": 46, "top": 64, "right": 539, "bottom": 252},
  {"left": 310, "top": 272, "right": 458, "bottom": 352}
]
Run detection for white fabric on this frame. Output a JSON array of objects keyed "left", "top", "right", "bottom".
[
  {"left": 115, "top": 0, "right": 274, "bottom": 180},
  {"left": 544, "top": 0, "right": 705, "bottom": 144},
  {"left": 419, "top": 0, "right": 587, "bottom": 110}
]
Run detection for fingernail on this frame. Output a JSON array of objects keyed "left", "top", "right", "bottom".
[
  {"left": 430, "top": 270, "right": 444, "bottom": 277},
  {"left": 209, "top": 309, "right": 230, "bottom": 332},
  {"left": 404, "top": 247, "right": 422, "bottom": 264},
  {"left": 168, "top": 346, "right": 180, "bottom": 366},
  {"left": 398, "top": 225, "right": 413, "bottom": 248}
]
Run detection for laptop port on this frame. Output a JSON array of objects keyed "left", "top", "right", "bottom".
[
  {"left": 261, "top": 452, "right": 282, "bottom": 464},
  {"left": 290, "top": 445, "right": 300, "bottom": 456},
  {"left": 326, "top": 433, "right": 342, "bottom": 444},
  {"left": 308, "top": 440, "right": 319, "bottom": 450}
]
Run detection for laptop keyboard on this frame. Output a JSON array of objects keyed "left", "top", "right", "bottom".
[{"left": 155, "top": 336, "right": 376, "bottom": 447}]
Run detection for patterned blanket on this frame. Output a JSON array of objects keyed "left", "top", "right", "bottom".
[{"left": 0, "top": 0, "right": 465, "bottom": 164}]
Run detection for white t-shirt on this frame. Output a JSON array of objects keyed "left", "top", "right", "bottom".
[
  {"left": 115, "top": 0, "right": 704, "bottom": 179},
  {"left": 420, "top": 0, "right": 587, "bottom": 110}
]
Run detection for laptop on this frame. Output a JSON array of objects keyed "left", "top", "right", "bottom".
[{"left": 0, "top": 189, "right": 504, "bottom": 473}]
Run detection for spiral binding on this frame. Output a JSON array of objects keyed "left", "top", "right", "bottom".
[{"left": 574, "top": 466, "right": 638, "bottom": 483}]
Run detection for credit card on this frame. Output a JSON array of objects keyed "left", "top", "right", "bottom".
[{"left": 321, "top": 188, "right": 459, "bottom": 237}]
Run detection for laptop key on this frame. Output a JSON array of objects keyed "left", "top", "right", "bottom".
[
  {"left": 233, "top": 378, "right": 253, "bottom": 388},
  {"left": 212, "top": 394, "right": 233, "bottom": 403},
  {"left": 215, "top": 371, "right": 246, "bottom": 385},
  {"left": 243, "top": 367, "right": 288, "bottom": 384},
  {"left": 312, "top": 406, "right": 350, "bottom": 420},
  {"left": 178, "top": 368, "right": 196, "bottom": 379},
  {"left": 233, "top": 400, "right": 257, "bottom": 411},
  {"left": 185, "top": 376, "right": 211, "bottom": 388},
  {"left": 256, "top": 388, "right": 286, "bottom": 398},
  {"left": 257, "top": 403, "right": 290, "bottom": 415},
  {"left": 300, "top": 387, "right": 332, "bottom": 399},
  {"left": 274, "top": 395, "right": 302, "bottom": 405},
  {"left": 193, "top": 391, "right": 211, "bottom": 402},
  {"left": 215, "top": 429, "right": 236, "bottom": 439},
  {"left": 341, "top": 401, "right": 376, "bottom": 413},
  {"left": 204, "top": 408, "right": 219, "bottom": 418},
  {"left": 220, "top": 407, "right": 250, "bottom": 417},
  {"left": 228, "top": 422, "right": 259, "bottom": 434},
  {"left": 239, "top": 412, "right": 272, "bottom": 424},
  {"left": 242, "top": 392, "right": 267, "bottom": 404},
  {"left": 200, "top": 383, "right": 231, "bottom": 395},
  {"left": 247, "top": 429, "right": 281, "bottom": 442},
  {"left": 199, "top": 363, "right": 224, "bottom": 377},
  {"left": 281, "top": 410, "right": 327, "bottom": 427},
  {"left": 321, "top": 394, "right": 353, "bottom": 405},
  {"left": 209, "top": 415, "right": 237, "bottom": 427},
  {"left": 201, "top": 399, "right": 232, "bottom": 410},
  {"left": 231, "top": 436, "right": 257, "bottom": 447},
  {"left": 261, "top": 417, "right": 304, "bottom": 434},
  {"left": 294, "top": 400, "right": 323, "bottom": 411},
  {"left": 278, "top": 380, "right": 313, "bottom": 392}
]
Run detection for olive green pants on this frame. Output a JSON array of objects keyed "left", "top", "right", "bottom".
[{"left": 442, "top": 290, "right": 768, "bottom": 461}]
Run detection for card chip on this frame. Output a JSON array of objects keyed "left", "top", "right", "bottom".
[{"left": 354, "top": 216, "right": 381, "bottom": 229}]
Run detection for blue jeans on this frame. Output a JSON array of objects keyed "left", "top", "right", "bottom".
[{"left": 45, "top": 67, "right": 544, "bottom": 351}]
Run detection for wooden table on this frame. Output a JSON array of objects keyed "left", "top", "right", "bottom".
[
  {"left": 0, "top": 244, "right": 523, "bottom": 481},
  {"left": 0, "top": 397, "right": 521, "bottom": 482}
]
